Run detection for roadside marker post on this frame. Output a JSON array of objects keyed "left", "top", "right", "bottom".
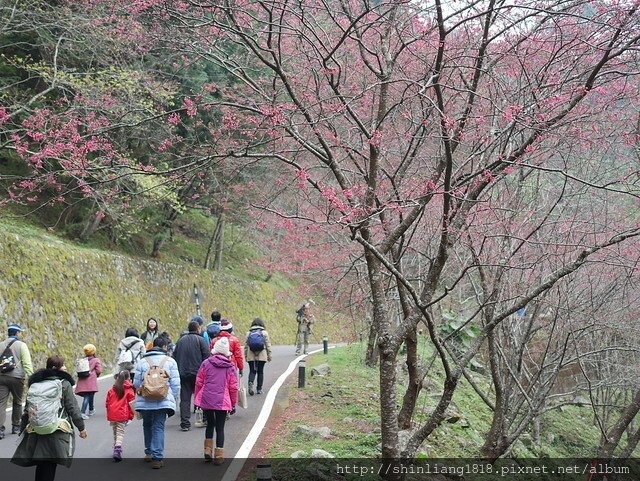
[{"left": 298, "top": 360, "right": 306, "bottom": 388}]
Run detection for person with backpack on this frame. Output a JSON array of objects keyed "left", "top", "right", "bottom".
[
  {"left": 295, "top": 302, "right": 315, "bottom": 355},
  {"left": 115, "top": 328, "right": 146, "bottom": 381},
  {"left": 202, "top": 311, "right": 222, "bottom": 346},
  {"left": 157, "top": 331, "right": 175, "bottom": 357},
  {"left": 140, "top": 318, "right": 160, "bottom": 351},
  {"left": 244, "top": 318, "right": 273, "bottom": 396},
  {"left": 196, "top": 320, "right": 217, "bottom": 428},
  {"left": 74, "top": 344, "right": 102, "bottom": 420},
  {"left": 0, "top": 323, "right": 33, "bottom": 440},
  {"left": 209, "top": 319, "right": 244, "bottom": 375},
  {"left": 194, "top": 337, "right": 238, "bottom": 465},
  {"left": 133, "top": 336, "right": 180, "bottom": 469},
  {"left": 173, "top": 320, "right": 210, "bottom": 431},
  {"left": 105, "top": 370, "right": 135, "bottom": 462},
  {"left": 11, "top": 355, "right": 87, "bottom": 481}
]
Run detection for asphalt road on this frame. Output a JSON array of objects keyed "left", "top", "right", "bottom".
[{"left": 0, "top": 344, "right": 315, "bottom": 481}]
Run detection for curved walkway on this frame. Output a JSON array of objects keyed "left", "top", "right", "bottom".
[{"left": 0, "top": 344, "right": 325, "bottom": 480}]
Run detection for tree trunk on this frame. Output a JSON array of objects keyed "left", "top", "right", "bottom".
[
  {"left": 212, "top": 213, "right": 224, "bottom": 270},
  {"left": 481, "top": 330, "right": 510, "bottom": 460},
  {"left": 204, "top": 212, "right": 224, "bottom": 270},
  {"left": 532, "top": 415, "right": 541, "bottom": 447},
  {"left": 365, "top": 320, "right": 378, "bottom": 367},
  {"left": 403, "top": 376, "right": 460, "bottom": 458},
  {"left": 481, "top": 401, "right": 511, "bottom": 460},
  {"left": 79, "top": 212, "right": 102, "bottom": 241},
  {"left": 363, "top": 248, "right": 401, "bottom": 469},
  {"left": 590, "top": 389, "right": 640, "bottom": 481},
  {"left": 597, "top": 388, "right": 640, "bottom": 458},
  {"left": 151, "top": 208, "right": 179, "bottom": 258},
  {"left": 619, "top": 426, "right": 640, "bottom": 458},
  {"left": 397, "top": 326, "right": 420, "bottom": 429}
]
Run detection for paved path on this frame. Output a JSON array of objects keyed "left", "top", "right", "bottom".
[{"left": 0, "top": 344, "right": 318, "bottom": 480}]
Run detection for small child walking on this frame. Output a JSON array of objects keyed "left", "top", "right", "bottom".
[
  {"left": 105, "top": 370, "right": 135, "bottom": 462},
  {"left": 74, "top": 343, "right": 103, "bottom": 419}
]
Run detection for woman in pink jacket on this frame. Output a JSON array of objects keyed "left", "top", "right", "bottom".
[
  {"left": 194, "top": 337, "right": 238, "bottom": 465},
  {"left": 74, "top": 344, "right": 103, "bottom": 419}
]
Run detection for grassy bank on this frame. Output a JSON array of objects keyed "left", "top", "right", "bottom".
[{"left": 264, "top": 344, "right": 636, "bottom": 463}]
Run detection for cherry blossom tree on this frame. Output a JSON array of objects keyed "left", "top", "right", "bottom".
[
  {"left": 3, "top": 0, "right": 640, "bottom": 467},
  {"left": 157, "top": 0, "right": 640, "bottom": 463}
]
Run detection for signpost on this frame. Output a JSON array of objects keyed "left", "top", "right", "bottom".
[{"left": 191, "top": 284, "right": 203, "bottom": 317}]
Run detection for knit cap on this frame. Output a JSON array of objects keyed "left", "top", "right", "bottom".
[
  {"left": 83, "top": 344, "right": 96, "bottom": 356},
  {"left": 220, "top": 318, "right": 233, "bottom": 333},
  {"left": 212, "top": 337, "right": 230, "bottom": 357}
]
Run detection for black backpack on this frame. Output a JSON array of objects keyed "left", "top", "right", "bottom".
[{"left": 0, "top": 339, "right": 18, "bottom": 373}]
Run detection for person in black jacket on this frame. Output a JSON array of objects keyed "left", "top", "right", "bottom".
[
  {"left": 11, "top": 355, "right": 88, "bottom": 481},
  {"left": 173, "top": 321, "right": 209, "bottom": 431}
]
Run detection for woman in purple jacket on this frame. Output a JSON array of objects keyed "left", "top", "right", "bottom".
[{"left": 194, "top": 337, "right": 238, "bottom": 465}]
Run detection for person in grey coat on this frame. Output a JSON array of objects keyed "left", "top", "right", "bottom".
[{"left": 11, "top": 355, "right": 87, "bottom": 481}]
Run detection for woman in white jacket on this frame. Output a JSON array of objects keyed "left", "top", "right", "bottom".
[{"left": 115, "top": 328, "right": 146, "bottom": 378}]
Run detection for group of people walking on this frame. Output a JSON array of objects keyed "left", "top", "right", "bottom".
[{"left": 0, "top": 311, "right": 274, "bottom": 480}]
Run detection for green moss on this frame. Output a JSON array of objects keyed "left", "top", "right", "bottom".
[{"left": 0, "top": 228, "right": 345, "bottom": 370}]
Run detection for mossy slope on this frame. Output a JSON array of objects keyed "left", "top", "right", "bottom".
[{"left": 0, "top": 228, "right": 309, "bottom": 368}]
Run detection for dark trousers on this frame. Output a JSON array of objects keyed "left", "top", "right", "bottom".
[
  {"left": 203, "top": 409, "right": 227, "bottom": 448},
  {"left": 180, "top": 375, "right": 196, "bottom": 428},
  {"left": 35, "top": 462, "right": 57, "bottom": 481},
  {"left": 248, "top": 360, "right": 266, "bottom": 391},
  {"left": 0, "top": 375, "right": 24, "bottom": 429}
]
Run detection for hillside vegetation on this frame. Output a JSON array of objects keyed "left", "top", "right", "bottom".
[
  {"left": 0, "top": 215, "right": 338, "bottom": 369},
  {"left": 264, "top": 345, "right": 640, "bottom": 477}
]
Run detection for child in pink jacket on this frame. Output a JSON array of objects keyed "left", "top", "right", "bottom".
[{"left": 194, "top": 337, "right": 238, "bottom": 465}]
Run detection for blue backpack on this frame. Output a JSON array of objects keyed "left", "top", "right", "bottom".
[
  {"left": 247, "top": 330, "right": 265, "bottom": 353},
  {"left": 207, "top": 322, "right": 221, "bottom": 339}
]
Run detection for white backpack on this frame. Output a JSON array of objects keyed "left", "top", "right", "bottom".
[
  {"left": 75, "top": 357, "right": 90, "bottom": 378},
  {"left": 26, "top": 379, "right": 64, "bottom": 435},
  {"left": 117, "top": 340, "right": 141, "bottom": 371}
]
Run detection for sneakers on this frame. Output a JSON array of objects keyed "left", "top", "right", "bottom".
[
  {"left": 0, "top": 427, "right": 5, "bottom": 440},
  {"left": 151, "top": 460, "right": 164, "bottom": 469},
  {"left": 144, "top": 454, "right": 152, "bottom": 463},
  {"left": 248, "top": 382, "right": 255, "bottom": 396},
  {"left": 88, "top": 410, "right": 96, "bottom": 417},
  {"left": 256, "top": 389, "right": 263, "bottom": 395},
  {"left": 11, "top": 425, "right": 20, "bottom": 435},
  {"left": 113, "top": 445, "right": 122, "bottom": 462},
  {"left": 81, "top": 413, "right": 89, "bottom": 420},
  {"left": 180, "top": 425, "right": 190, "bottom": 432}
]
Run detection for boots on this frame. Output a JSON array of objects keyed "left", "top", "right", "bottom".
[
  {"left": 112, "top": 445, "right": 122, "bottom": 462},
  {"left": 214, "top": 447, "right": 224, "bottom": 465},
  {"left": 204, "top": 439, "right": 213, "bottom": 462}
]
